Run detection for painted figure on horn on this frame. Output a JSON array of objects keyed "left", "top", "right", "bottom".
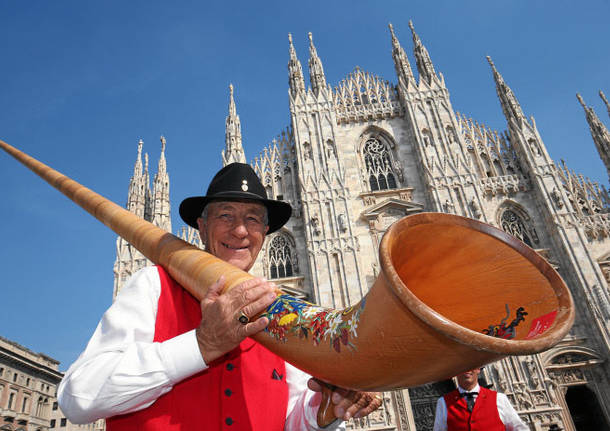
[{"left": 57, "top": 162, "right": 382, "bottom": 430}]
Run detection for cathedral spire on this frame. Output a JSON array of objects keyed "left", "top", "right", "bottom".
[
  {"left": 308, "top": 32, "right": 327, "bottom": 95},
  {"left": 143, "top": 152, "right": 152, "bottom": 221},
  {"left": 134, "top": 139, "right": 143, "bottom": 177},
  {"left": 601, "top": 90, "right": 610, "bottom": 119},
  {"left": 222, "top": 84, "right": 246, "bottom": 165},
  {"left": 288, "top": 33, "right": 305, "bottom": 97},
  {"left": 409, "top": 20, "right": 438, "bottom": 85},
  {"left": 152, "top": 135, "right": 172, "bottom": 232},
  {"left": 388, "top": 23, "right": 415, "bottom": 87},
  {"left": 126, "top": 139, "right": 150, "bottom": 219},
  {"left": 487, "top": 56, "right": 526, "bottom": 125},
  {"left": 577, "top": 93, "right": 610, "bottom": 182}
]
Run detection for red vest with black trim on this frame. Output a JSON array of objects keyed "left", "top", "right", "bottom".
[
  {"left": 444, "top": 387, "right": 506, "bottom": 431},
  {"left": 106, "top": 266, "right": 289, "bottom": 431}
]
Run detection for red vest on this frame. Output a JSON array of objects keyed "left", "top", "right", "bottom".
[
  {"left": 444, "top": 387, "right": 506, "bottom": 431},
  {"left": 106, "top": 266, "right": 289, "bottom": 431}
]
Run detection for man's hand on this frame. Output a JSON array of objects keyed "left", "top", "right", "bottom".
[
  {"left": 308, "top": 378, "right": 383, "bottom": 422},
  {"left": 195, "top": 276, "right": 277, "bottom": 364}
]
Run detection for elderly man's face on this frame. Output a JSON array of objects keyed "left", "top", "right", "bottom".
[{"left": 197, "top": 201, "right": 268, "bottom": 272}]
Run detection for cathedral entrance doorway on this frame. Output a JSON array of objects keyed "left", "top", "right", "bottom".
[{"left": 565, "top": 385, "right": 609, "bottom": 431}]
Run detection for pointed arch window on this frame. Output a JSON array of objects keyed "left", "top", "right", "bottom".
[
  {"left": 500, "top": 209, "right": 535, "bottom": 247},
  {"left": 363, "top": 137, "right": 398, "bottom": 191},
  {"left": 268, "top": 233, "right": 298, "bottom": 279}
]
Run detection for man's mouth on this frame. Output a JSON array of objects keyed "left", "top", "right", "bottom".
[{"left": 222, "top": 242, "right": 248, "bottom": 250}]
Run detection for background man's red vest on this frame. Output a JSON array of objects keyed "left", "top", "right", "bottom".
[
  {"left": 107, "top": 266, "right": 289, "bottom": 430},
  {"left": 444, "top": 387, "right": 506, "bottom": 431}
]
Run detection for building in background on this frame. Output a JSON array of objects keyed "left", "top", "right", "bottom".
[
  {"left": 0, "top": 336, "right": 103, "bottom": 431},
  {"left": 114, "top": 22, "right": 610, "bottom": 431}
]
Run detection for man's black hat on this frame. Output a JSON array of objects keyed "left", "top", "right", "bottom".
[{"left": 179, "top": 163, "right": 292, "bottom": 234}]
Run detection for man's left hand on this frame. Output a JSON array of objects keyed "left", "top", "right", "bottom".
[{"left": 308, "top": 378, "right": 382, "bottom": 421}]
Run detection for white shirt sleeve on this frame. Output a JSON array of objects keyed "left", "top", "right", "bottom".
[
  {"left": 497, "top": 393, "right": 529, "bottom": 431},
  {"left": 58, "top": 266, "right": 342, "bottom": 429},
  {"left": 58, "top": 267, "right": 207, "bottom": 424},
  {"left": 432, "top": 397, "right": 448, "bottom": 431},
  {"left": 284, "top": 363, "right": 345, "bottom": 431}
]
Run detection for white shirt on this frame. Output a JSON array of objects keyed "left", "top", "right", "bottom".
[
  {"left": 432, "top": 384, "right": 529, "bottom": 431},
  {"left": 58, "top": 266, "right": 344, "bottom": 431}
]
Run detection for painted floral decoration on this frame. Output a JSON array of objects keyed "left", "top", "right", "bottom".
[{"left": 263, "top": 294, "right": 366, "bottom": 353}]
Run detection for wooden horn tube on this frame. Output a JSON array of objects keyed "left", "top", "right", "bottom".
[
  {"left": 1, "top": 140, "right": 575, "bottom": 425},
  {"left": 0, "top": 139, "right": 253, "bottom": 296}
]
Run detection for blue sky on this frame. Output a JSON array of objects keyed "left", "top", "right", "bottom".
[{"left": 1, "top": 1, "right": 609, "bottom": 370}]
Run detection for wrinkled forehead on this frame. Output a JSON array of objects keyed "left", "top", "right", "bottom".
[{"left": 207, "top": 199, "right": 266, "bottom": 214}]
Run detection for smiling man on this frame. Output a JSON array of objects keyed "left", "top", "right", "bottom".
[
  {"left": 433, "top": 368, "right": 529, "bottom": 431},
  {"left": 58, "top": 162, "right": 381, "bottom": 430}
]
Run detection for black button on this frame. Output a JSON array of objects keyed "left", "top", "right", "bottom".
[
  {"left": 225, "top": 417, "right": 233, "bottom": 425},
  {"left": 226, "top": 363, "right": 234, "bottom": 371},
  {"left": 225, "top": 389, "right": 232, "bottom": 397}
]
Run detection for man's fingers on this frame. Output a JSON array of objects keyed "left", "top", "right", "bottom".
[
  {"left": 333, "top": 390, "right": 382, "bottom": 421},
  {"left": 201, "top": 276, "right": 226, "bottom": 304},
  {"left": 240, "top": 290, "right": 277, "bottom": 321},
  {"left": 240, "top": 316, "right": 269, "bottom": 337},
  {"left": 351, "top": 392, "right": 383, "bottom": 419},
  {"left": 227, "top": 278, "right": 276, "bottom": 306},
  {"left": 332, "top": 390, "right": 358, "bottom": 419}
]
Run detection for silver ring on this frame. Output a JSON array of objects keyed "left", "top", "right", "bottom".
[{"left": 238, "top": 311, "right": 250, "bottom": 325}]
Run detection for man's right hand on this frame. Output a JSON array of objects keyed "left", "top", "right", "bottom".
[{"left": 195, "top": 276, "right": 277, "bottom": 364}]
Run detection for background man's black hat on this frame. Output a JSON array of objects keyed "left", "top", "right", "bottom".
[{"left": 179, "top": 163, "right": 292, "bottom": 234}]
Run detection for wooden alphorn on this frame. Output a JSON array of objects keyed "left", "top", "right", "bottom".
[{"left": 1, "top": 140, "right": 574, "bottom": 427}]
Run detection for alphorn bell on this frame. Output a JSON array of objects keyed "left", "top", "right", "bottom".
[{"left": 1, "top": 140, "right": 574, "bottom": 426}]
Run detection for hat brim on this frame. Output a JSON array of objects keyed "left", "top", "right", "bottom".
[{"left": 179, "top": 192, "right": 292, "bottom": 234}]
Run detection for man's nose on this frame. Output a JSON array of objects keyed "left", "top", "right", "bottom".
[{"left": 231, "top": 219, "right": 249, "bottom": 236}]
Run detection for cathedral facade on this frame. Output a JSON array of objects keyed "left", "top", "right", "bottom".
[{"left": 113, "top": 22, "right": 610, "bottom": 431}]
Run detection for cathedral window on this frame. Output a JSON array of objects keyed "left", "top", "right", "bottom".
[
  {"left": 500, "top": 209, "right": 535, "bottom": 247},
  {"left": 363, "top": 137, "right": 398, "bottom": 191},
  {"left": 268, "top": 233, "right": 298, "bottom": 279}
]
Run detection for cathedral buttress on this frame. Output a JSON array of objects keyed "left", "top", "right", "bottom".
[
  {"left": 114, "top": 139, "right": 155, "bottom": 297},
  {"left": 490, "top": 57, "right": 610, "bottom": 361},
  {"left": 114, "top": 138, "right": 172, "bottom": 298},
  {"left": 392, "top": 22, "right": 481, "bottom": 218},
  {"left": 288, "top": 33, "right": 365, "bottom": 308}
]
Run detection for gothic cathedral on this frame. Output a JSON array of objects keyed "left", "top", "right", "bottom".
[{"left": 113, "top": 22, "right": 610, "bottom": 431}]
